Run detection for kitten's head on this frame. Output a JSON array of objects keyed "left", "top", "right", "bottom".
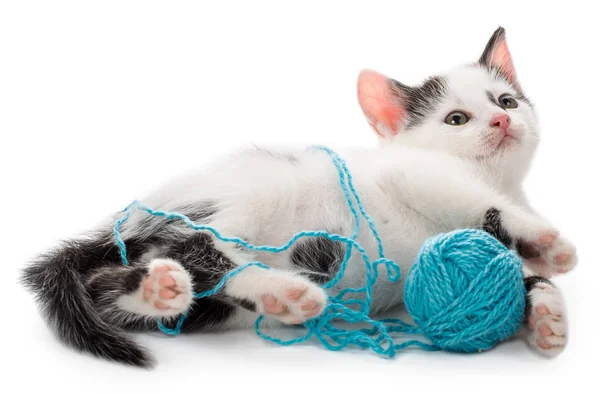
[{"left": 358, "top": 27, "right": 538, "bottom": 179}]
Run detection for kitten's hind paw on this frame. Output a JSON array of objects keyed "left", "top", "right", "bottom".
[
  {"left": 142, "top": 259, "right": 194, "bottom": 315},
  {"left": 256, "top": 273, "right": 327, "bottom": 325},
  {"left": 118, "top": 258, "right": 194, "bottom": 318}
]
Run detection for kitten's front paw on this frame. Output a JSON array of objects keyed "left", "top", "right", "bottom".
[
  {"left": 256, "top": 273, "right": 327, "bottom": 325},
  {"left": 526, "top": 281, "right": 567, "bottom": 357},
  {"left": 142, "top": 259, "right": 194, "bottom": 317},
  {"left": 516, "top": 230, "right": 577, "bottom": 278}
]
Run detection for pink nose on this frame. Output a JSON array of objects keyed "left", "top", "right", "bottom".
[{"left": 490, "top": 113, "right": 511, "bottom": 131}]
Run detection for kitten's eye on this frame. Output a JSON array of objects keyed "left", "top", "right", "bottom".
[
  {"left": 444, "top": 111, "right": 470, "bottom": 126},
  {"left": 499, "top": 94, "right": 518, "bottom": 109}
]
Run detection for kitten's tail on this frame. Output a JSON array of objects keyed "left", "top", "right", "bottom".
[{"left": 20, "top": 236, "right": 153, "bottom": 367}]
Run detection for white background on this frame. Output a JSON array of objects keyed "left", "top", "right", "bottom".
[{"left": 1, "top": 1, "right": 598, "bottom": 393}]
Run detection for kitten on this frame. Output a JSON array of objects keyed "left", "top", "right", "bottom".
[{"left": 21, "top": 27, "right": 576, "bottom": 367}]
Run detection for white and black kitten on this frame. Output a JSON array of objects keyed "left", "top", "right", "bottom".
[{"left": 21, "top": 27, "right": 576, "bottom": 367}]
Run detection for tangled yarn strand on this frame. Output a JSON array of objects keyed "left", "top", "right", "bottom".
[{"left": 112, "top": 146, "right": 436, "bottom": 354}]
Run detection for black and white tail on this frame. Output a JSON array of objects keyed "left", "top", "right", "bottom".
[{"left": 20, "top": 235, "right": 153, "bottom": 367}]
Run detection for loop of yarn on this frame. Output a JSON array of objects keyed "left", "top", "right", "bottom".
[
  {"left": 404, "top": 230, "right": 526, "bottom": 352},
  {"left": 114, "top": 146, "right": 526, "bottom": 356}
]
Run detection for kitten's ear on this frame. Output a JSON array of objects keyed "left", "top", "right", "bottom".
[
  {"left": 479, "top": 27, "right": 518, "bottom": 84},
  {"left": 357, "top": 70, "right": 408, "bottom": 137}
]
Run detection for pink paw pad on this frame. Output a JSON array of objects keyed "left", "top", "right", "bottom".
[
  {"left": 258, "top": 282, "right": 326, "bottom": 325},
  {"left": 142, "top": 261, "right": 193, "bottom": 314},
  {"left": 143, "top": 266, "right": 181, "bottom": 308},
  {"left": 539, "top": 233, "right": 557, "bottom": 245},
  {"left": 536, "top": 338, "right": 552, "bottom": 350},
  {"left": 262, "top": 294, "right": 288, "bottom": 314}
]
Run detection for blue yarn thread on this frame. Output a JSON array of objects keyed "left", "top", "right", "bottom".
[{"left": 113, "top": 146, "right": 525, "bottom": 355}]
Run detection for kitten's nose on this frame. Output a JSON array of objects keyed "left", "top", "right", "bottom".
[{"left": 489, "top": 113, "right": 511, "bottom": 132}]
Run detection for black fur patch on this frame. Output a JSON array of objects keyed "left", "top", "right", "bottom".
[
  {"left": 168, "top": 233, "right": 237, "bottom": 295},
  {"left": 489, "top": 67, "right": 532, "bottom": 106},
  {"left": 391, "top": 76, "right": 448, "bottom": 129},
  {"left": 19, "top": 200, "right": 240, "bottom": 367},
  {"left": 477, "top": 27, "right": 532, "bottom": 106},
  {"left": 180, "top": 299, "right": 236, "bottom": 332},
  {"left": 87, "top": 266, "right": 147, "bottom": 304},
  {"left": 483, "top": 208, "right": 512, "bottom": 247},
  {"left": 524, "top": 275, "right": 554, "bottom": 293},
  {"left": 20, "top": 236, "right": 154, "bottom": 367},
  {"left": 516, "top": 239, "right": 541, "bottom": 259},
  {"left": 486, "top": 91, "right": 501, "bottom": 108},
  {"left": 523, "top": 275, "right": 555, "bottom": 317},
  {"left": 290, "top": 237, "right": 345, "bottom": 284},
  {"left": 232, "top": 297, "right": 257, "bottom": 312}
]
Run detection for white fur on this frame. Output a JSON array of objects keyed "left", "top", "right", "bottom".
[{"left": 116, "top": 63, "right": 575, "bottom": 356}]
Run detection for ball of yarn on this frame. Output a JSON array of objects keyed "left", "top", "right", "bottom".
[{"left": 404, "top": 229, "right": 526, "bottom": 353}]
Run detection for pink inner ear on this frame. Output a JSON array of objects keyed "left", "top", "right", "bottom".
[
  {"left": 491, "top": 40, "right": 517, "bottom": 82},
  {"left": 357, "top": 70, "right": 405, "bottom": 136}
]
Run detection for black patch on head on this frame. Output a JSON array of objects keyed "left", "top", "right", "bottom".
[
  {"left": 290, "top": 237, "right": 346, "bottom": 285},
  {"left": 482, "top": 207, "right": 513, "bottom": 247},
  {"left": 253, "top": 145, "right": 298, "bottom": 165},
  {"left": 486, "top": 91, "right": 501, "bottom": 108},
  {"left": 487, "top": 67, "right": 532, "bottom": 106},
  {"left": 390, "top": 76, "right": 448, "bottom": 129},
  {"left": 477, "top": 27, "right": 533, "bottom": 107}
]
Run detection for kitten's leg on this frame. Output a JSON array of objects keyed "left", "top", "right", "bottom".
[
  {"left": 521, "top": 269, "right": 568, "bottom": 356},
  {"left": 89, "top": 233, "right": 328, "bottom": 329},
  {"left": 222, "top": 263, "right": 328, "bottom": 325},
  {"left": 400, "top": 164, "right": 577, "bottom": 277},
  {"left": 169, "top": 234, "right": 328, "bottom": 325},
  {"left": 482, "top": 207, "right": 577, "bottom": 278},
  {"left": 87, "top": 258, "right": 194, "bottom": 328}
]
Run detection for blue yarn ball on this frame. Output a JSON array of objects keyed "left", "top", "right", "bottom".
[{"left": 404, "top": 229, "right": 526, "bottom": 353}]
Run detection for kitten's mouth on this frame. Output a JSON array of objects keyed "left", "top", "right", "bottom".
[
  {"left": 498, "top": 134, "right": 516, "bottom": 148},
  {"left": 482, "top": 130, "right": 519, "bottom": 156}
]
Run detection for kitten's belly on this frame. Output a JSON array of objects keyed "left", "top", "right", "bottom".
[
  {"left": 326, "top": 236, "right": 435, "bottom": 315},
  {"left": 328, "top": 212, "right": 454, "bottom": 314}
]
